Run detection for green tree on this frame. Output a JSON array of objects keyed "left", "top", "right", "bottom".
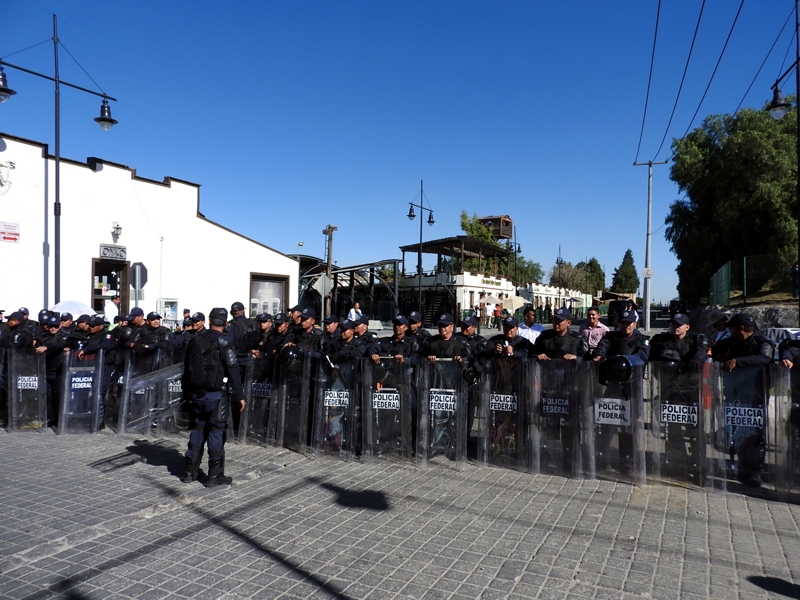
[
  {"left": 610, "top": 249, "right": 639, "bottom": 294},
  {"left": 665, "top": 105, "right": 797, "bottom": 301},
  {"left": 576, "top": 258, "right": 606, "bottom": 296}
]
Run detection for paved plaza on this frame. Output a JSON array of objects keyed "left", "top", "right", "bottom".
[{"left": 1, "top": 428, "right": 800, "bottom": 599}]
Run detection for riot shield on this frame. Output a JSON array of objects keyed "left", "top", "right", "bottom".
[
  {"left": 708, "top": 364, "right": 784, "bottom": 495},
  {"left": 476, "top": 357, "right": 527, "bottom": 471},
  {"left": 58, "top": 349, "right": 104, "bottom": 434},
  {"left": 154, "top": 361, "right": 185, "bottom": 437},
  {"left": 361, "top": 357, "right": 413, "bottom": 461},
  {"left": 585, "top": 362, "right": 646, "bottom": 485},
  {"left": 769, "top": 364, "right": 794, "bottom": 501},
  {"left": 118, "top": 349, "right": 175, "bottom": 433},
  {"left": 530, "top": 359, "right": 583, "bottom": 478},
  {"left": 417, "top": 358, "right": 467, "bottom": 467},
  {"left": 237, "top": 357, "right": 256, "bottom": 444},
  {"left": 242, "top": 357, "right": 274, "bottom": 446},
  {"left": 647, "top": 361, "right": 721, "bottom": 488},
  {"left": 7, "top": 348, "right": 47, "bottom": 431},
  {"left": 313, "top": 357, "right": 358, "bottom": 459},
  {"left": 267, "top": 353, "right": 313, "bottom": 454}
]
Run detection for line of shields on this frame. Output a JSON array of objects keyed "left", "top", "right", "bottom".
[{"left": 5, "top": 344, "right": 800, "bottom": 502}]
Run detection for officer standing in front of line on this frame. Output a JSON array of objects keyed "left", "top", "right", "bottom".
[
  {"left": 533, "top": 308, "right": 588, "bottom": 361},
  {"left": 182, "top": 307, "right": 245, "bottom": 487}
]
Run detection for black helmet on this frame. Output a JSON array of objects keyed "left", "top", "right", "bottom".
[
  {"left": 598, "top": 355, "right": 645, "bottom": 385},
  {"left": 279, "top": 345, "right": 304, "bottom": 372},
  {"left": 117, "top": 325, "right": 135, "bottom": 344}
]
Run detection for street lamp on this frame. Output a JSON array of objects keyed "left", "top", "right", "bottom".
[
  {"left": 296, "top": 241, "right": 304, "bottom": 298},
  {"left": 767, "top": 0, "right": 800, "bottom": 319},
  {"left": 0, "top": 15, "right": 118, "bottom": 306},
  {"left": 407, "top": 179, "right": 434, "bottom": 316}
]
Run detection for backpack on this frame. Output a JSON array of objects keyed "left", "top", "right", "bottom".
[
  {"left": 187, "top": 332, "right": 225, "bottom": 391},
  {"left": 230, "top": 318, "right": 259, "bottom": 357}
]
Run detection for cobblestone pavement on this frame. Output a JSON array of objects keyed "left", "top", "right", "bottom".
[{"left": 1, "top": 428, "right": 800, "bottom": 599}]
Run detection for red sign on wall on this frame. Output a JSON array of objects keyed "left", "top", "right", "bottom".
[{"left": 0, "top": 221, "right": 19, "bottom": 243}]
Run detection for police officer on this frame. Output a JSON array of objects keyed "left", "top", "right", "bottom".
[
  {"left": 533, "top": 308, "right": 587, "bottom": 361},
  {"left": 284, "top": 307, "right": 325, "bottom": 354},
  {"left": 712, "top": 313, "right": 774, "bottom": 488},
  {"left": 421, "top": 313, "right": 467, "bottom": 361},
  {"left": 170, "top": 317, "right": 196, "bottom": 363},
  {"left": 59, "top": 312, "right": 75, "bottom": 334},
  {"left": 288, "top": 305, "right": 304, "bottom": 334},
  {"left": 129, "top": 312, "right": 172, "bottom": 371},
  {"left": 485, "top": 315, "right": 530, "bottom": 361},
  {"left": 66, "top": 314, "right": 93, "bottom": 350},
  {"left": 226, "top": 301, "right": 260, "bottom": 379},
  {"left": 181, "top": 307, "right": 245, "bottom": 486},
  {"left": 327, "top": 319, "right": 367, "bottom": 363},
  {"left": 34, "top": 314, "right": 70, "bottom": 426},
  {"left": 77, "top": 316, "right": 119, "bottom": 427},
  {"left": 322, "top": 314, "right": 340, "bottom": 347},
  {"left": 592, "top": 311, "right": 650, "bottom": 363},
  {"left": 381, "top": 316, "right": 419, "bottom": 364},
  {"left": 456, "top": 315, "right": 489, "bottom": 358},
  {"left": 649, "top": 313, "right": 708, "bottom": 365},
  {"left": 126, "top": 307, "right": 146, "bottom": 333},
  {"left": 256, "top": 312, "right": 273, "bottom": 341},
  {"left": 408, "top": 311, "right": 431, "bottom": 342},
  {"left": 355, "top": 314, "right": 381, "bottom": 360}
]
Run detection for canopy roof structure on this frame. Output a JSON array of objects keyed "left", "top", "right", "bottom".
[{"left": 399, "top": 235, "right": 511, "bottom": 260}]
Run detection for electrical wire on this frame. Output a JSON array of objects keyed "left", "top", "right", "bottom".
[
  {"left": 650, "top": 0, "right": 706, "bottom": 161},
  {"left": 673, "top": 5, "right": 793, "bottom": 205},
  {"left": 669, "top": 0, "right": 746, "bottom": 161},
  {"left": 634, "top": 0, "right": 662, "bottom": 164},
  {"left": 0, "top": 38, "right": 50, "bottom": 60},
  {"left": 59, "top": 40, "right": 108, "bottom": 95},
  {"left": 777, "top": 30, "right": 796, "bottom": 79}
]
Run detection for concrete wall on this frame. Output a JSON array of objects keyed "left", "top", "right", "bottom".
[{"left": 0, "top": 134, "right": 297, "bottom": 317}]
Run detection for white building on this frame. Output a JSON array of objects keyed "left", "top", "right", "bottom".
[{"left": 0, "top": 133, "right": 298, "bottom": 324}]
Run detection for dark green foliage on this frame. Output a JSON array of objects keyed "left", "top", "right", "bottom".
[
  {"left": 610, "top": 249, "right": 640, "bottom": 294},
  {"left": 665, "top": 106, "right": 797, "bottom": 301}
]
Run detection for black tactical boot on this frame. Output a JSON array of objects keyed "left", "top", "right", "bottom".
[
  {"left": 204, "top": 460, "right": 232, "bottom": 487},
  {"left": 181, "top": 444, "right": 204, "bottom": 483}
]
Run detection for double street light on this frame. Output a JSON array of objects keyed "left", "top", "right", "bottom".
[
  {"left": 0, "top": 15, "right": 118, "bottom": 306},
  {"left": 407, "top": 180, "right": 434, "bottom": 316},
  {"left": 767, "top": 0, "right": 800, "bottom": 316}
]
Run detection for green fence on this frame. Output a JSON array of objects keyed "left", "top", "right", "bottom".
[{"left": 708, "top": 255, "right": 791, "bottom": 306}]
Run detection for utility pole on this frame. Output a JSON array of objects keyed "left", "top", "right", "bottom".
[
  {"left": 322, "top": 224, "right": 337, "bottom": 316},
  {"left": 633, "top": 160, "right": 667, "bottom": 331}
]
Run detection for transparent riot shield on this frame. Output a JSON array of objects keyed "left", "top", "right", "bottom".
[
  {"left": 361, "top": 357, "right": 413, "bottom": 461},
  {"left": 530, "top": 359, "right": 583, "bottom": 478},
  {"left": 647, "top": 361, "right": 720, "bottom": 488},
  {"left": 477, "top": 357, "right": 527, "bottom": 471},
  {"left": 585, "top": 362, "right": 646, "bottom": 485},
  {"left": 267, "top": 353, "right": 313, "bottom": 454},
  {"left": 154, "top": 362, "right": 185, "bottom": 437},
  {"left": 769, "top": 364, "right": 794, "bottom": 502},
  {"left": 237, "top": 357, "right": 256, "bottom": 443},
  {"left": 58, "top": 349, "right": 104, "bottom": 434},
  {"left": 417, "top": 358, "right": 467, "bottom": 467},
  {"left": 7, "top": 348, "right": 48, "bottom": 431},
  {"left": 313, "top": 357, "right": 358, "bottom": 460},
  {"left": 708, "top": 364, "right": 785, "bottom": 495},
  {"left": 118, "top": 349, "right": 175, "bottom": 433},
  {"left": 242, "top": 356, "right": 274, "bottom": 446}
]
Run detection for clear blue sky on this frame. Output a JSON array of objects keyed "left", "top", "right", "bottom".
[{"left": 2, "top": 1, "right": 795, "bottom": 304}]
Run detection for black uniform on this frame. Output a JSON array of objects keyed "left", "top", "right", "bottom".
[
  {"left": 182, "top": 328, "right": 243, "bottom": 485},
  {"left": 285, "top": 327, "right": 326, "bottom": 355},
  {"left": 648, "top": 332, "right": 707, "bottom": 365},
  {"left": 533, "top": 330, "right": 588, "bottom": 359},
  {"left": 421, "top": 334, "right": 468, "bottom": 359},
  {"left": 130, "top": 324, "right": 172, "bottom": 371},
  {"left": 483, "top": 334, "right": 530, "bottom": 360},
  {"left": 593, "top": 330, "right": 650, "bottom": 362},
  {"left": 381, "top": 334, "right": 420, "bottom": 365}
]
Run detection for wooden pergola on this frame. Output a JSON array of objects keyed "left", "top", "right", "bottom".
[{"left": 399, "top": 235, "right": 511, "bottom": 277}]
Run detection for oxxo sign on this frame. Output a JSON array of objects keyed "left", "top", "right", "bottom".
[{"left": 100, "top": 244, "right": 127, "bottom": 260}]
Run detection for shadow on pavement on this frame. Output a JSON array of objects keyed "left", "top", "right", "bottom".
[
  {"left": 22, "top": 472, "right": 392, "bottom": 600},
  {"left": 747, "top": 576, "right": 800, "bottom": 599},
  {"left": 125, "top": 439, "right": 186, "bottom": 478},
  {"left": 307, "top": 476, "right": 390, "bottom": 510}
]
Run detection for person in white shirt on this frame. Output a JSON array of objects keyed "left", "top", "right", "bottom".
[
  {"left": 517, "top": 305, "right": 545, "bottom": 343},
  {"left": 347, "top": 302, "right": 363, "bottom": 322},
  {"left": 103, "top": 295, "right": 121, "bottom": 321}
]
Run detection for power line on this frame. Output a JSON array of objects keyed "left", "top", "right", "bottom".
[
  {"left": 650, "top": 0, "right": 706, "bottom": 162},
  {"left": 669, "top": 0, "right": 746, "bottom": 160},
  {"left": 673, "top": 5, "right": 793, "bottom": 205},
  {"left": 634, "top": 0, "right": 662, "bottom": 164}
]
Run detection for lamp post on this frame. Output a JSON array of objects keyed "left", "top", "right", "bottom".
[
  {"left": 407, "top": 179, "right": 434, "bottom": 316},
  {"left": 767, "top": 0, "right": 800, "bottom": 319},
  {"left": 0, "top": 14, "right": 118, "bottom": 306},
  {"left": 296, "top": 241, "right": 304, "bottom": 299}
]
